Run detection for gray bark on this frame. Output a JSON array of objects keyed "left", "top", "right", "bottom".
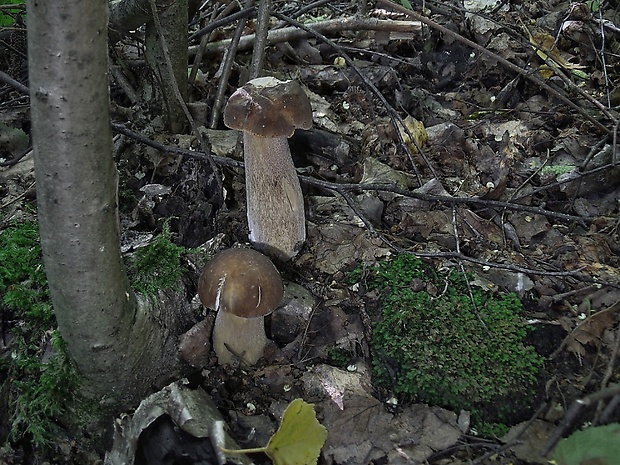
[
  {"left": 109, "top": 0, "right": 200, "bottom": 43},
  {"left": 27, "top": 0, "right": 186, "bottom": 411},
  {"left": 145, "top": 0, "right": 189, "bottom": 133}
]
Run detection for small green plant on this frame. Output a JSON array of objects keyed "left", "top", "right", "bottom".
[
  {"left": 586, "top": 0, "right": 600, "bottom": 14},
  {"left": 1, "top": 217, "right": 80, "bottom": 446},
  {"left": 125, "top": 224, "right": 187, "bottom": 295},
  {"left": 351, "top": 254, "right": 542, "bottom": 427},
  {"left": 327, "top": 348, "right": 353, "bottom": 368},
  {"left": 541, "top": 165, "right": 576, "bottom": 177}
]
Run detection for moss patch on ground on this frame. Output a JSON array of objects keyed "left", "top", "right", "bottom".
[
  {"left": 0, "top": 217, "right": 80, "bottom": 446},
  {"left": 351, "top": 253, "right": 543, "bottom": 430}
]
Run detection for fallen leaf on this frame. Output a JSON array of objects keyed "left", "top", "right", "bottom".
[
  {"left": 265, "top": 398, "right": 328, "bottom": 465},
  {"left": 221, "top": 399, "right": 328, "bottom": 465},
  {"left": 552, "top": 423, "right": 620, "bottom": 465}
]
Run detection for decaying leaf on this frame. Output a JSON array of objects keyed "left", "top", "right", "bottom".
[
  {"left": 302, "top": 364, "right": 462, "bottom": 464},
  {"left": 397, "top": 115, "right": 428, "bottom": 154},
  {"left": 560, "top": 303, "right": 619, "bottom": 359},
  {"left": 527, "top": 29, "right": 588, "bottom": 79}
]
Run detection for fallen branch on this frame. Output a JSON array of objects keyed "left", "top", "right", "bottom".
[{"left": 190, "top": 16, "right": 422, "bottom": 55}]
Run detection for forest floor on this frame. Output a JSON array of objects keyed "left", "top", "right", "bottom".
[{"left": 1, "top": 0, "right": 620, "bottom": 464}]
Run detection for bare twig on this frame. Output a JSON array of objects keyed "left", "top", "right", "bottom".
[
  {"left": 594, "top": 325, "right": 620, "bottom": 423},
  {"left": 472, "top": 402, "right": 548, "bottom": 465},
  {"left": 541, "top": 384, "right": 620, "bottom": 457},
  {"left": 147, "top": 0, "right": 223, "bottom": 192},
  {"left": 248, "top": 0, "right": 270, "bottom": 79},
  {"left": 189, "top": 1, "right": 244, "bottom": 84},
  {"left": 209, "top": 0, "right": 254, "bottom": 129},
  {"left": 189, "top": 5, "right": 255, "bottom": 42},
  {"left": 0, "top": 69, "right": 29, "bottom": 95}
]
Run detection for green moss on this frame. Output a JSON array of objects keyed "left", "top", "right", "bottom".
[
  {"left": 541, "top": 165, "right": 576, "bottom": 176},
  {"left": 125, "top": 224, "right": 187, "bottom": 295},
  {"left": 0, "top": 0, "right": 24, "bottom": 27},
  {"left": 0, "top": 218, "right": 51, "bottom": 321},
  {"left": 10, "top": 332, "right": 80, "bottom": 445},
  {"left": 0, "top": 218, "right": 80, "bottom": 446},
  {"left": 353, "top": 254, "right": 542, "bottom": 426}
]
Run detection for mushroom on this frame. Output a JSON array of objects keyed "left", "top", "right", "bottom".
[
  {"left": 198, "top": 247, "right": 284, "bottom": 366},
  {"left": 223, "top": 76, "right": 313, "bottom": 261}
]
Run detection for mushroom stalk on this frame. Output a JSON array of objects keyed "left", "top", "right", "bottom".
[
  {"left": 243, "top": 133, "right": 305, "bottom": 260},
  {"left": 223, "top": 77, "right": 312, "bottom": 260},
  {"left": 212, "top": 310, "right": 268, "bottom": 366}
]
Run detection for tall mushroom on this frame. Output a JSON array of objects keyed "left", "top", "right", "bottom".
[
  {"left": 198, "top": 247, "right": 283, "bottom": 366},
  {"left": 224, "top": 77, "right": 313, "bottom": 261}
]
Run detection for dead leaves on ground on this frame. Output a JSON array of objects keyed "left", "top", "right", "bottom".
[{"left": 557, "top": 290, "right": 620, "bottom": 361}]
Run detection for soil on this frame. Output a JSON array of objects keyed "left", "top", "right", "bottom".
[{"left": 1, "top": 0, "right": 620, "bottom": 464}]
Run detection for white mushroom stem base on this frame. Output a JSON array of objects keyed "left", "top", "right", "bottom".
[
  {"left": 244, "top": 133, "right": 306, "bottom": 260},
  {"left": 212, "top": 310, "right": 269, "bottom": 366}
]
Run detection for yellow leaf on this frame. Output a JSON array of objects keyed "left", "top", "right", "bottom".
[
  {"left": 398, "top": 116, "right": 427, "bottom": 154},
  {"left": 527, "top": 30, "right": 588, "bottom": 79},
  {"left": 265, "top": 398, "right": 328, "bottom": 465}
]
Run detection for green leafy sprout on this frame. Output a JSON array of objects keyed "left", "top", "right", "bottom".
[
  {"left": 0, "top": 217, "right": 80, "bottom": 446},
  {"left": 350, "top": 253, "right": 543, "bottom": 429}
]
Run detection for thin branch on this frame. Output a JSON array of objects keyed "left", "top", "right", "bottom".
[
  {"left": 209, "top": 0, "right": 254, "bottom": 129},
  {"left": 189, "top": 5, "right": 255, "bottom": 42},
  {"left": 248, "top": 0, "right": 270, "bottom": 79},
  {"left": 300, "top": 176, "right": 592, "bottom": 225},
  {"left": 147, "top": 0, "right": 223, "bottom": 192},
  {"left": 0, "top": 69, "right": 29, "bottom": 95},
  {"left": 541, "top": 383, "right": 620, "bottom": 457},
  {"left": 189, "top": 1, "right": 245, "bottom": 85}
]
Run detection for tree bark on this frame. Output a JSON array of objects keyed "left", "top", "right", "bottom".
[
  {"left": 145, "top": 0, "right": 189, "bottom": 133},
  {"left": 109, "top": 0, "right": 200, "bottom": 44},
  {"left": 27, "top": 0, "right": 186, "bottom": 412}
]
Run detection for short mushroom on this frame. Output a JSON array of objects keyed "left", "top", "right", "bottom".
[
  {"left": 223, "top": 76, "right": 313, "bottom": 261},
  {"left": 198, "top": 247, "right": 283, "bottom": 366}
]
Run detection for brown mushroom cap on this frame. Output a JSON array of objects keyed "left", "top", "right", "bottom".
[
  {"left": 223, "top": 76, "right": 313, "bottom": 138},
  {"left": 198, "top": 248, "right": 283, "bottom": 318}
]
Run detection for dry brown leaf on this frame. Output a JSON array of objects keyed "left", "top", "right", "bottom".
[{"left": 565, "top": 310, "right": 617, "bottom": 357}]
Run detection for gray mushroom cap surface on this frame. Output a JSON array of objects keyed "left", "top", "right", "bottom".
[{"left": 224, "top": 76, "right": 312, "bottom": 138}]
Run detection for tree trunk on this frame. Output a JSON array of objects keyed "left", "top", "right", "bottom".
[
  {"left": 27, "top": 0, "right": 186, "bottom": 412},
  {"left": 109, "top": 0, "right": 201, "bottom": 44},
  {"left": 145, "top": 0, "right": 189, "bottom": 133}
]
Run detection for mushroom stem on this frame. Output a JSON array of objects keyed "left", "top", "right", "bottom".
[
  {"left": 212, "top": 309, "right": 269, "bottom": 366},
  {"left": 243, "top": 132, "right": 305, "bottom": 260}
]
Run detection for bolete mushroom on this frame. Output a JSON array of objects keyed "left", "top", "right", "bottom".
[
  {"left": 223, "top": 76, "right": 313, "bottom": 261},
  {"left": 198, "top": 247, "right": 283, "bottom": 366}
]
